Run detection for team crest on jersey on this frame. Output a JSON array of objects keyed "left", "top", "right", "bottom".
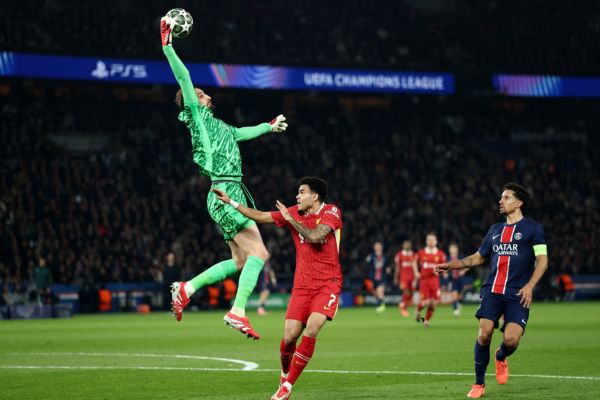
[{"left": 514, "top": 232, "right": 522, "bottom": 240}]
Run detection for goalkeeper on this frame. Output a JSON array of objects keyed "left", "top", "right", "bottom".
[{"left": 160, "top": 17, "right": 288, "bottom": 340}]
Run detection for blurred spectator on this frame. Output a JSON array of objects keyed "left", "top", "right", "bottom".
[
  {"left": 78, "top": 281, "right": 99, "bottom": 313},
  {"left": 98, "top": 285, "right": 112, "bottom": 312},
  {"left": 2, "top": 0, "right": 600, "bottom": 75},
  {"left": 162, "top": 252, "right": 180, "bottom": 310},
  {"left": 556, "top": 269, "right": 575, "bottom": 301},
  {"left": 0, "top": 84, "right": 599, "bottom": 299},
  {"left": 32, "top": 256, "right": 53, "bottom": 305}
]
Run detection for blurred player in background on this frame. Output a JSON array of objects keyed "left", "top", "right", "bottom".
[
  {"left": 160, "top": 17, "right": 288, "bottom": 340},
  {"left": 447, "top": 242, "right": 466, "bottom": 317},
  {"left": 257, "top": 260, "right": 277, "bottom": 315},
  {"left": 415, "top": 233, "right": 446, "bottom": 327},
  {"left": 394, "top": 240, "right": 419, "bottom": 317},
  {"left": 213, "top": 177, "right": 343, "bottom": 400},
  {"left": 366, "top": 241, "right": 389, "bottom": 314},
  {"left": 435, "top": 183, "right": 548, "bottom": 398}
]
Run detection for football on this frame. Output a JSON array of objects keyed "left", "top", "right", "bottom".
[{"left": 166, "top": 8, "right": 193, "bottom": 38}]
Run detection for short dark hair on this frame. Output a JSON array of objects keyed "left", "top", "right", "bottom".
[
  {"left": 174, "top": 89, "right": 184, "bottom": 110},
  {"left": 503, "top": 182, "right": 531, "bottom": 210},
  {"left": 174, "top": 88, "right": 203, "bottom": 110},
  {"left": 299, "top": 176, "right": 328, "bottom": 202}
]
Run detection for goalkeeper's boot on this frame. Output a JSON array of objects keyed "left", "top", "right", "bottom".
[
  {"left": 171, "top": 282, "right": 190, "bottom": 321},
  {"left": 224, "top": 312, "right": 260, "bottom": 340}
]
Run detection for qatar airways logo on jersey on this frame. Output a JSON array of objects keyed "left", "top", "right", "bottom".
[{"left": 493, "top": 243, "right": 519, "bottom": 256}]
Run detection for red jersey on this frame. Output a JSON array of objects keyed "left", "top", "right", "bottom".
[
  {"left": 271, "top": 203, "right": 343, "bottom": 288},
  {"left": 395, "top": 250, "right": 416, "bottom": 282},
  {"left": 417, "top": 247, "right": 446, "bottom": 280}
]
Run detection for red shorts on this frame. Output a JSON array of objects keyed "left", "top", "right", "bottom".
[
  {"left": 286, "top": 279, "right": 342, "bottom": 324},
  {"left": 400, "top": 279, "right": 415, "bottom": 291},
  {"left": 419, "top": 278, "right": 440, "bottom": 301}
]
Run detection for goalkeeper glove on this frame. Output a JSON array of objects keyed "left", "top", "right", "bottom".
[
  {"left": 160, "top": 17, "right": 173, "bottom": 46},
  {"left": 269, "top": 114, "right": 288, "bottom": 133}
]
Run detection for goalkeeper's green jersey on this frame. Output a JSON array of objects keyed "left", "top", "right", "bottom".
[{"left": 163, "top": 45, "right": 271, "bottom": 180}]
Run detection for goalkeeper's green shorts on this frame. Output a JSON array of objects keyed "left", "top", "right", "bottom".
[{"left": 207, "top": 180, "right": 256, "bottom": 241}]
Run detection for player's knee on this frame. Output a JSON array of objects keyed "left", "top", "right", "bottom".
[
  {"left": 478, "top": 330, "right": 493, "bottom": 346},
  {"left": 504, "top": 335, "right": 520, "bottom": 348},
  {"left": 303, "top": 326, "right": 320, "bottom": 338},
  {"left": 283, "top": 331, "right": 300, "bottom": 344},
  {"left": 250, "top": 247, "right": 269, "bottom": 262},
  {"left": 232, "top": 254, "right": 247, "bottom": 270}
]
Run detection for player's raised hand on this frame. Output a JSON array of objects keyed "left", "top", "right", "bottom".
[
  {"left": 212, "top": 188, "right": 231, "bottom": 204},
  {"left": 269, "top": 115, "right": 288, "bottom": 133},
  {"left": 517, "top": 284, "right": 534, "bottom": 308},
  {"left": 275, "top": 200, "right": 293, "bottom": 221},
  {"left": 160, "top": 16, "right": 173, "bottom": 46}
]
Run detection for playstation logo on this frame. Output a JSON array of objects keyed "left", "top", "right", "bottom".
[{"left": 91, "top": 60, "right": 109, "bottom": 79}]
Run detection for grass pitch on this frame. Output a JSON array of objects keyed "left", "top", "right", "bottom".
[{"left": 1, "top": 302, "right": 599, "bottom": 399}]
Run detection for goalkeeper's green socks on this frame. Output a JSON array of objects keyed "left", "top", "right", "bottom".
[
  {"left": 186, "top": 259, "right": 238, "bottom": 296},
  {"left": 231, "top": 256, "right": 265, "bottom": 316}
]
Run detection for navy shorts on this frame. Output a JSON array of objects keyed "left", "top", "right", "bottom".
[
  {"left": 475, "top": 289, "right": 529, "bottom": 333},
  {"left": 448, "top": 277, "right": 464, "bottom": 293},
  {"left": 373, "top": 279, "right": 386, "bottom": 288}
]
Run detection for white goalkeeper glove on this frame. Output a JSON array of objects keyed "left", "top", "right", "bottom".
[{"left": 269, "top": 114, "right": 288, "bottom": 133}]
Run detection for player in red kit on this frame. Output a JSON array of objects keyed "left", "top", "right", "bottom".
[
  {"left": 212, "top": 177, "right": 342, "bottom": 400},
  {"left": 415, "top": 233, "right": 446, "bottom": 327},
  {"left": 394, "top": 240, "right": 419, "bottom": 317}
]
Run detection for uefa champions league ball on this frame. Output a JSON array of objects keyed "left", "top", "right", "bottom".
[{"left": 166, "top": 8, "right": 193, "bottom": 38}]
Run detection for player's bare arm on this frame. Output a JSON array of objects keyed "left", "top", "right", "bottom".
[
  {"left": 412, "top": 259, "right": 420, "bottom": 280},
  {"left": 517, "top": 254, "right": 548, "bottom": 308},
  {"left": 275, "top": 200, "right": 332, "bottom": 243},
  {"left": 212, "top": 188, "right": 274, "bottom": 223},
  {"left": 434, "top": 251, "right": 486, "bottom": 274}
]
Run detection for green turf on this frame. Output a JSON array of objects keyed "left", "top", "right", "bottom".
[{"left": 1, "top": 302, "right": 599, "bottom": 399}]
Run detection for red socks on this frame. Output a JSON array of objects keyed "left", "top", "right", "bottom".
[
  {"left": 425, "top": 305, "right": 435, "bottom": 321},
  {"left": 286, "top": 335, "right": 316, "bottom": 385},
  {"left": 401, "top": 293, "right": 412, "bottom": 307},
  {"left": 280, "top": 339, "right": 296, "bottom": 374}
]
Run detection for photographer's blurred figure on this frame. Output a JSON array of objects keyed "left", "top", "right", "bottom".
[
  {"left": 33, "top": 256, "right": 52, "bottom": 305},
  {"left": 162, "top": 252, "right": 181, "bottom": 310}
]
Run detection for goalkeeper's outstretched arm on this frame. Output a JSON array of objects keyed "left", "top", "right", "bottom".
[
  {"left": 234, "top": 115, "right": 289, "bottom": 142},
  {"left": 161, "top": 17, "right": 197, "bottom": 107}
]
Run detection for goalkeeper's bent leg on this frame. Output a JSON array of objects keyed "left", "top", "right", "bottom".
[{"left": 187, "top": 259, "right": 238, "bottom": 296}]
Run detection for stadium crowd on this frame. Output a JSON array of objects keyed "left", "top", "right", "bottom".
[
  {"left": 2, "top": 0, "right": 600, "bottom": 74},
  {"left": 1, "top": 85, "right": 598, "bottom": 308}
]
